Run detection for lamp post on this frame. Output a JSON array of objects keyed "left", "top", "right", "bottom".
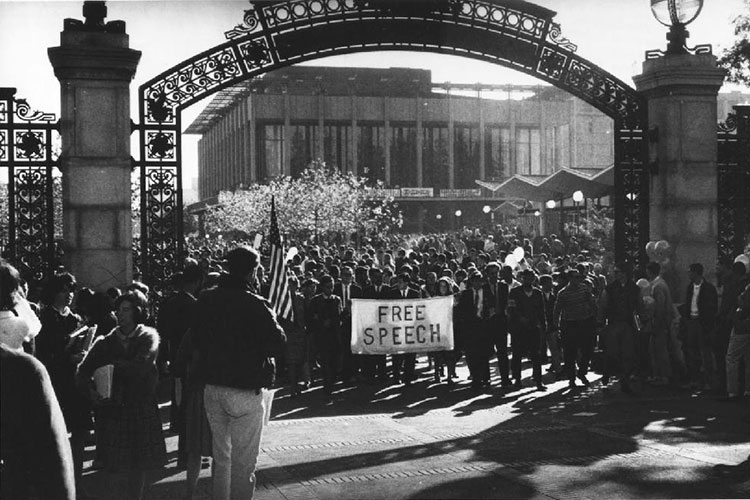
[
  {"left": 454, "top": 209, "right": 462, "bottom": 230},
  {"left": 649, "top": 0, "right": 704, "bottom": 54},
  {"left": 482, "top": 204, "right": 492, "bottom": 229},
  {"left": 436, "top": 213, "right": 443, "bottom": 232},
  {"left": 546, "top": 199, "right": 560, "bottom": 237},
  {"left": 572, "top": 190, "right": 584, "bottom": 236}
]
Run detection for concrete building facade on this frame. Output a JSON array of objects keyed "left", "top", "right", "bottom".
[{"left": 185, "top": 66, "right": 746, "bottom": 232}]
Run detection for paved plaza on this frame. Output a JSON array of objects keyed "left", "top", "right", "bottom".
[{"left": 80, "top": 359, "right": 750, "bottom": 500}]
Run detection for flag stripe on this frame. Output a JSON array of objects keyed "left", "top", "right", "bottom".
[{"left": 268, "top": 196, "right": 294, "bottom": 322}]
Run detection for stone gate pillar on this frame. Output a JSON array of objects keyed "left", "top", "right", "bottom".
[
  {"left": 634, "top": 54, "right": 726, "bottom": 301},
  {"left": 48, "top": 2, "right": 141, "bottom": 290}
]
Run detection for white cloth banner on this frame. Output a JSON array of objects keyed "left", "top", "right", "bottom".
[{"left": 351, "top": 296, "right": 454, "bottom": 354}]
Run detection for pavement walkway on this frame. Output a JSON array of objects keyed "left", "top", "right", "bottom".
[{"left": 81, "top": 359, "right": 750, "bottom": 499}]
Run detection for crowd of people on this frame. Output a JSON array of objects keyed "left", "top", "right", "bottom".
[{"left": 2, "top": 225, "right": 749, "bottom": 500}]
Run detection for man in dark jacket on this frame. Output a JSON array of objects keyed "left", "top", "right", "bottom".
[
  {"left": 484, "top": 263, "right": 511, "bottom": 387},
  {"left": 387, "top": 272, "right": 422, "bottom": 386},
  {"left": 309, "top": 274, "right": 343, "bottom": 397},
  {"left": 333, "top": 265, "right": 362, "bottom": 384},
  {"left": 507, "top": 269, "right": 547, "bottom": 391},
  {"left": 362, "top": 267, "right": 390, "bottom": 382},
  {"left": 193, "top": 246, "right": 286, "bottom": 500},
  {"left": 599, "top": 262, "right": 640, "bottom": 394},
  {"left": 682, "top": 262, "right": 719, "bottom": 391},
  {"left": 457, "top": 270, "right": 495, "bottom": 390}
]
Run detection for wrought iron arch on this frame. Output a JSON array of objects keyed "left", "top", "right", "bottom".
[{"left": 138, "top": 0, "right": 648, "bottom": 289}]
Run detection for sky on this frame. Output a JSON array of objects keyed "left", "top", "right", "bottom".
[{"left": 1, "top": 0, "right": 747, "bottom": 187}]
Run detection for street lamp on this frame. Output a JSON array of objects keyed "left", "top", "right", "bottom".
[
  {"left": 482, "top": 204, "right": 492, "bottom": 229},
  {"left": 650, "top": 0, "right": 703, "bottom": 54},
  {"left": 436, "top": 213, "right": 442, "bottom": 231},
  {"left": 454, "top": 209, "right": 462, "bottom": 230},
  {"left": 572, "top": 190, "right": 584, "bottom": 236}
]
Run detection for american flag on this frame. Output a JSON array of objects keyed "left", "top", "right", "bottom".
[{"left": 268, "top": 196, "right": 294, "bottom": 321}]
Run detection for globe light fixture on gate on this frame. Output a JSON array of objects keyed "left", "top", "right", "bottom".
[
  {"left": 650, "top": 0, "right": 703, "bottom": 55},
  {"left": 545, "top": 200, "right": 556, "bottom": 210}
]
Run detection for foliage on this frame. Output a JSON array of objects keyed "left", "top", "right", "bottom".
[
  {"left": 718, "top": 0, "right": 750, "bottom": 86},
  {"left": 566, "top": 206, "right": 614, "bottom": 266},
  {"left": 203, "top": 160, "right": 402, "bottom": 244}
]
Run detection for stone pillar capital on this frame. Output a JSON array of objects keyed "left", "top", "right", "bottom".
[
  {"left": 48, "top": 38, "right": 141, "bottom": 82},
  {"left": 633, "top": 53, "right": 727, "bottom": 97}
]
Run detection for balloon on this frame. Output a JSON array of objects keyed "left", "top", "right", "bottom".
[
  {"left": 285, "top": 246, "right": 298, "bottom": 262},
  {"left": 655, "top": 240, "right": 670, "bottom": 254},
  {"left": 504, "top": 254, "right": 518, "bottom": 268},
  {"left": 735, "top": 254, "right": 750, "bottom": 273},
  {"left": 513, "top": 246, "right": 525, "bottom": 261},
  {"left": 645, "top": 241, "right": 656, "bottom": 258}
]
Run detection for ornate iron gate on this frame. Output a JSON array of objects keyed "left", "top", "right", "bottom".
[
  {"left": 718, "top": 105, "right": 750, "bottom": 262},
  {"left": 136, "top": 0, "right": 649, "bottom": 292},
  {"left": 0, "top": 88, "right": 59, "bottom": 284}
]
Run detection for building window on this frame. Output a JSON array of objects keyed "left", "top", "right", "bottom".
[
  {"left": 515, "top": 127, "right": 541, "bottom": 176},
  {"left": 485, "top": 126, "right": 510, "bottom": 180},
  {"left": 256, "top": 124, "right": 284, "bottom": 181},
  {"left": 290, "top": 123, "right": 317, "bottom": 177},
  {"left": 390, "top": 125, "right": 417, "bottom": 187},
  {"left": 454, "top": 125, "right": 480, "bottom": 188},
  {"left": 357, "top": 125, "right": 385, "bottom": 184},
  {"left": 323, "top": 124, "right": 353, "bottom": 173},
  {"left": 556, "top": 124, "right": 570, "bottom": 169},
  {"left": 544, "top": 127, "right": 556, "bottom": 174},
  {"left": 422, "top": 126, "right": 449, "bottom": 189}
]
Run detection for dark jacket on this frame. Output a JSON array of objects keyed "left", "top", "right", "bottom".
[
  {"left": 684, "top": 279, "right": 719, "bottom": 333},
  {"left": 456, "top": 287, "right": 495, "bottom": 354},
  {"left": 362, "top": 283, "right": 390, "bottom": 299},
  {"left": 157, "top": 290, "right": 197, "bottom": 364},
  {"left": 508, "top": 286, "right": 547, "bottom": 332},
  {"left": 77, "top": 325, "right": 161, "bottom": 406},
  {"left": 193, "top": 274, "right": 286, "bottom": 391},
  {"left": 602, "top": 280, "right": 640, "bottom": 329},
  {"left": 1, "top": 345, "right": 75, "bottom": 500},
  {"left": 386, "top": 287, "right": 422, "bottom": 300}
]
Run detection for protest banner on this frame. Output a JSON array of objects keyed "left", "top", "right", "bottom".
[{"left": 351, "top": 296, "right": 454, "bottom": 355}]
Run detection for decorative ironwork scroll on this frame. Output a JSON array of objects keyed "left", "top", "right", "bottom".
[
  {"left": 718, "top": 106, "right": 750, "bottom": 262},
  {"left": 138, "top": 0, "right": 648, "bottom": 291},
  {"left": 0, "top": 88, "right": 59, "bottom": 284}
]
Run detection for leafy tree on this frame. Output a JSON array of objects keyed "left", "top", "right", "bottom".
[
  {"left": 719, "top": 0, "right": 750, "bottom": 86},
  {"left": 203, "top": 160, "right": 401, "bottom": 244},
  {"left": 566, "top": 206, "right": 614, "bottom": 266}
]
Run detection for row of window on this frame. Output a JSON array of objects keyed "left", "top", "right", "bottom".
[{"left": 256, "top": 123, "right": 570, "bottom": 188}]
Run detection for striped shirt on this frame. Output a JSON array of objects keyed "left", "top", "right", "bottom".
[{"left": 553, "top": 282, "right": 596, "bottom": 323}]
